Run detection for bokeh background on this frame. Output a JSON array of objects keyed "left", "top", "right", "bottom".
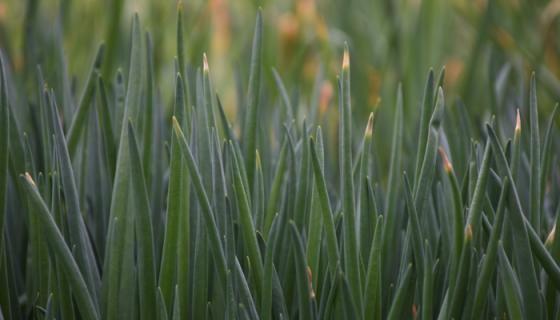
[{"left": 1, "top": 0, "right": 559, "bottom": 170}]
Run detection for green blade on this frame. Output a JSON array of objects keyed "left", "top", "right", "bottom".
[
  {"left": 289, "top": 221, "right": 313, "bottom": 320},
  {"left": 0, "top": 55, "right": 9, "bottom": 249},
  {"left": 386, "top": 263, "right": 413, "bottom": 320},
  {"left": 158, "top": 74, "right": 187, "bottom": 311},
  {"left": 243, "top": 10, "right": 263, "bottom": 191},
  {"left": 498, "top": 243, "right": 523, "bottom": 320},
  {"left": 339, "top": 46, "right": 362, "bottom": 315},
  {"left": 127, "top": 122, "right": 157, "bottom": 320},
  {"left": 48, "top": 90, "right": 100, "bottom": 303},
  {"left": 21, "top": 174, "right": 99, "bottom": 320},
  {"left": 364, "top": 215, "right": 383, "bottom": 320},
  {"left": 66, "top": 44, "right": 104, "bottom": 159},
  {"left": 172, "top": 117, "right": 227, "bottom": 287},
  {"left": 229, "top": 141, "right": 264, "bottom": 299},
  {"left": 309, "top": 136, "right": 340, "bottom": 274},
  {"left": 102, "top": 14, "right": 143, "bottom": 320},
  {"left": 528, "top": 74, "right": 541, "bottom": 230},
  {"left": 486, "top": 124, "right": 542, "bottom": 319},
  {"left": 471, "top": 178, "right": 509, "bottom": 318}
]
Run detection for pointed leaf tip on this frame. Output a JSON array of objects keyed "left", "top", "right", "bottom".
[
  {"left": 24, "top": 172, "right": 36, "bottom": 187},
  {"left": 429, "top": 87, "right": 445, "bottom": 128},
  {"left": 465, "top": 224, "right": 473, "bottom": 241},
  {"left": 365, "top": 112, "right": 374, "bottom": 137},
  {"left": 515, "top": 109, "right": 521, "bottom": 132},
  {"left": 171, "top": 116, "right": 180, "bottom": 129},
  {"left": 438, "top": 147, "right": 452, "bottom": 173},
  {"left": 203, "top": 53, "right": 209, "bottom": 73},
  {"left": 342, "top": 47, "right": 350, "bottom": 70},
  {"left": 546, "top": 224, "right": 556, "bottom": 246},
  {"left": 307, "top": 266, "right": 315, "bottom": 299}
]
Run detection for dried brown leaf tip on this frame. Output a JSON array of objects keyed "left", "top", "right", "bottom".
[
  {"left": 24, "top": 172, "right": 36, "bottom": 187},
  {"left": 465, "top": 224, "right": 473, "bottom": 241},
  {"left": 546, "top": 224, "right": 556, "bottom": 247},
  {"left": 203, "top": 53, "right": 209, "bottom": 73},
  {"left": 342, "top": 47, "right": 350, "bottom": 71},
  {"left": 307, "top": 266, "right": 316, "bottom": 299},
  {"left": 365, "top": 112, "right": 374, "bottom": 138},
  {"left": 438, "top": 147, "right": 452, "bottom": 173},
  {"left": 515, "top": 108, "right": 521, "bottom": 133}
]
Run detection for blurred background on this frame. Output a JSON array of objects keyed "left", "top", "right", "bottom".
[{"left": 1, "top": 0, "right": 560, "bottom": 165}]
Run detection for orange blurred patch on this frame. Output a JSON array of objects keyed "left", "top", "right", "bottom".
[
  {"left": 367, "top": 68, "right": 381, "bottom": 108},
  {"left": 303, "top": 57, "right": 320, "bottom": 81},
  {"left": 314, "top": 17, "right": 329, "bottom": 43},
  {"left": 443, "top": 58, "right": 464, "bottom": 89},
  {"left": 0, "top": 3, "right": 6, "bottom": 20},
  {"left": 210, "top": 0, "right": 231, "bottom": 54},
  {"left": 278, "top": 13, "right": 300, "bottom": 45},
  {"left": 493, "top": 27, "right": 514, "bottom": 50},
  {"left": 319, "top": 80, "right": 333, "bottom": 116},
  {"left": 296, "top": 0, "right": 317, "bottom": 23}
]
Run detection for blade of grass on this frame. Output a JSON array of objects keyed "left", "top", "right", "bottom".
[
  {"left": 528, "top": 73, "right": 541, "bottom": 230},
  {"left": 486, "top": 124, "right": 543, "bottom": 319},
  {"left": 464, "top": 140, "right": 492, "bottom": 238},
  {"left": 172, "top": 117, "right": 227, "bottom": 286},
  {"left": 102, "top": 15, "right": 143, "bottom": 320},
  {"left": 158, "top": 74, "right": 187, "bottom": 311},
  {"left": 471, "top": 177, "right": 509, "bottom": 318},
  {"left": 306, "top": 127, "right": 324, "bottom": 291},
  {"left": 422, "top": 240, "right": 434, "bottom": 320},
  {"left": 127, "top": 122, "right": 157, "bottom": 320},
  {"left": 540, "top": 104, "right": 558, "bottom": 211},
  {"left": 382, "top": 84, "right": 403, "bottom": 283},
  {"left": 48, "top": 90, "right": 100, "bottom": 303},
  {"left": 448, "top": 225, "right": 473, "bottom": 318},
  {"left": 96, "top": 76, "right": 116, "bottom": 179},
  {"left": 309, "top": 136, "right": 340, "bottom": 274},
  {"left": 289, "top": 221, "right": 313, "bottom": 320},
  {"left": 0, "top": 55, "right": 8, "bottom": 248},
  {"left": 21, "top": 173, "right": 99, "bottom": 320},
  {"left": 403, "top": 174, "right": 424, "bottom": 278},
  {"left": 234, "top": 258, "right": 259, "bottom": 320},
  {"left": 386, "top": 263, "right": 413, "bottom": 320},
  {"left": 142, "top": 32, "right": 155, "bottom": 185},
  {"left": 414, "top": 88, "right": 444, "bottom": 213},
  {"left": 229, "top": 140, "right": 264, "bottom": 299},
  {"left": 364, "top": 215, "right": 383, "bottom": 320},
  {"left": 358, "top": 113, "right": 374, "bottom": 259},
  {"left": 263, "top": 138, "right": 288, "bottom": 236},
  {"left": 438, "top": 148, "right": 463, "bottom": 293},
  {"left": 262, "top": 213, "right": 280, "bottom": 320},
  {"left": 498, "top": 243, "right": 523, "bottom": 320},
  {"left": 294, "top": 122, "right": 312, "bottom": 230},
  {"left": 243, "top": 10, "right": 263, "bottom": 191},
  {"left": 414, "top": 69, "right": 435, "bottom": 184},
  {"left": 66, "top": 44, "right": 104, "bottom": 159},
  {"left": 339, "top": 46, "right": 362, "bottom": 315},
  {"left": 157, "top": 287, "right": 169, "bottom": 320},
  {"left": 192, "top": 217, "right": 209, "bottom": 320}
]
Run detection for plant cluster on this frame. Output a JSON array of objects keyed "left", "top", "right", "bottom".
[{"left": 0, "top": 5, "right": 559, "bottom": 320}]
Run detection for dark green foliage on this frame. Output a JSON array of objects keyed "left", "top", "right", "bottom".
[{"left": 0, "top": 4, "right": 559, "bottom": 320}]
